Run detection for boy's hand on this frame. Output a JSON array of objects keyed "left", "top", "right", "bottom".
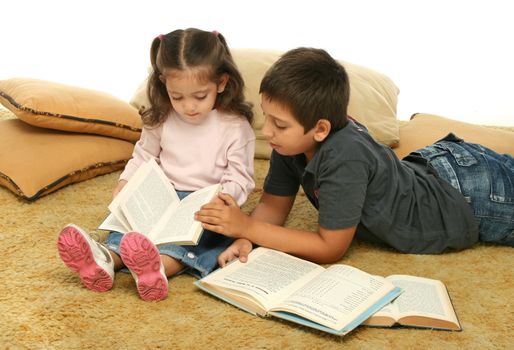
[
  {"left": 217, "top": 239, "right": 253, "bottom": 267},
  {"left": 209, "top": 194, "right": 225, "bottom": 206},
  {"left": 195, "top": 192, "right": 249, "bottom": 238},
  {"left": 112, "top": 180, "right": 128, "bottom": 199}
]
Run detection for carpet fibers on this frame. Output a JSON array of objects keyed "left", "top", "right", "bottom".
[{"left": 0, "top": 109, "right": 512, "bottom": 349}]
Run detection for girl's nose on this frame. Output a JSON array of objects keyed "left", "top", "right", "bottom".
[{"left": 185, "top": 101, "right": 196, "bottom": 113}]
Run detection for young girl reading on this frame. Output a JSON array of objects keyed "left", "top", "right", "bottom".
[{"left": 57, "top": 28, "right": 255, "bottom": 301}]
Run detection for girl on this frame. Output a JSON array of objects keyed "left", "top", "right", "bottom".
[{"left": 57, "top": 28, "right": 255, "bottom": 301}]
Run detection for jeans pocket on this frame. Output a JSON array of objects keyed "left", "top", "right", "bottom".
[
  {"left": 437, "top": 141, "right": 478, "bottom": 167},
  {"left": 415, "top": 142, "right": 477, "bottom": 194},
  {"left": 482, "top": 150, "right": 514, "bottom": 204}
]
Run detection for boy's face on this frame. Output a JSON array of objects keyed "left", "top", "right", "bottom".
[{"left": 260, "top": 95, "right": 319, "bottom": 160}]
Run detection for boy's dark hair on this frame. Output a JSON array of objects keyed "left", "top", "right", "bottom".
[
  {"left": 143, "top": 28, "right": 253, "bottom": 126},
  {"left": 259, "top": 47, "right": 349, "bottom": 133}
]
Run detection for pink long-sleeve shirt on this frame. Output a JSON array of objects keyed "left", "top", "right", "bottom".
[{"left": 120, "top": 109, "right": 255, "bottom": 206}]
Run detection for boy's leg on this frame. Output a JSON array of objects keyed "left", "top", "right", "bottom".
[
  {"left": 57, "top": 224, "right": 115, "bottom": 292},
  {"left": 119, "top": 232, "right": 169, "bottom": 301},
  {"left": 414, "top": 138, "right": 514, "bottom": 245}
]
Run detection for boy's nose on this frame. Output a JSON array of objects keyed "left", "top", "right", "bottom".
[{"left": 261, "top": 118, "right": 272, "bottom": 138}]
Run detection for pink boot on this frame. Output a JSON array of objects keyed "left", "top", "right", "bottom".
[
  {"left": 120, "top": 232, "right": 168, "bottom": 301},
  {"left": 57, "top": 224, "right": 114, "bottom": 292}
]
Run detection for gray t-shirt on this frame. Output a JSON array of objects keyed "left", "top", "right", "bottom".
[{"left": 264, "top": 120, "right": 478, "bottom": 253}]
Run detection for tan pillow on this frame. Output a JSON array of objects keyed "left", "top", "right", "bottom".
[
  {"left": 130, "top": 48, "right": 400, "bottom": 159},
  {"left": 393, "top": 113, "right": 514, "bottom": 159},
  {"left": 0, "top": 78, "right": 142, "bottom": 142},
  {"left": 0, "top": 118, "right": 134, "bottom": 201}
]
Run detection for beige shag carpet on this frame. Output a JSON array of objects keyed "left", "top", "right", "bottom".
[{"left": 0, "top": 109, "right": 513, "bottom": 349}]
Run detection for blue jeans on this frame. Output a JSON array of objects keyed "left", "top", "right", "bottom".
[
  {"left": 414, "top": 133, "right": 514, "bottom": 245},
  {"left": 105, "top": 190, "right": 234, "bottom": 278}
]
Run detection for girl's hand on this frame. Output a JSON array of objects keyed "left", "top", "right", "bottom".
[
  {"left": 195, "top": 192, "right": 250, "bottom": 238},
  {"left": 112, "top": 180, "right": 128, "bottom": 199},
  {"left": 217, "top": 239, "right": 253, "bottom": 267}
]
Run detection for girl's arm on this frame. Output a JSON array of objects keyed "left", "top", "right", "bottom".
[
  {"left": 119, "top": 125, "right": 163, "bottom": 181},
  {"left": 112, "top": 179, "right": 128, "bottom": 199},
  {"left": 197, "top": 192, "right": 356, "bottom": 264},
  {"left": 216, "top": 122, "right": 256, "bottom": 206}
]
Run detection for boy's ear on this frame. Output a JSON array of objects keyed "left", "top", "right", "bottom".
[
  {"left": 313, "top": 119, "right": 331, "bottom": 142},
  {"left": 217, "top": 73, "right": 229, "bottom": 93}
]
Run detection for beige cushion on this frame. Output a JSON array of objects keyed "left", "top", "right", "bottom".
[
  {"left": 0, "top": 118, "right": 134, "bottom": 201},
  {"left": 0, "top": 78, "right": 142, "bottom": 142},
  {"left": 130, "top": 48, "right": 400, "bottom": 159},
  {"left": 393, "top": 113, "right": 514, "bottom": 159}
]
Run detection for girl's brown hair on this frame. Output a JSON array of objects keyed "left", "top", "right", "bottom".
[{"left": 143, "top": 28, "right": 253, "bottom": 126}]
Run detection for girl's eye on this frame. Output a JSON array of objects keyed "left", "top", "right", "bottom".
[
  {"left": 195, "top": 95, "right": 207, "bottom": 100},
  {"left": 171, "top": 96, "right": 182, "bottom": 101}
]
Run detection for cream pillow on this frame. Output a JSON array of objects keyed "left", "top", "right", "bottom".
[
  {"left": 394, "top": 113, "right": 514, "bottom": 159},
  {"left": 0, "top": 78, "right": 142, "bottom": 142},
  {"left": 129, "top": 48, "right": 400, "bottom": 159}
]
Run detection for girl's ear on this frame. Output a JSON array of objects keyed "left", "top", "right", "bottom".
[
  {"left": 313, "top": 119, "right": 332, "bottom": 142},
  {"left": 159, "top": 74, "right": 166, "bottom": 84},
  {"left": 216, "top": 73, "right": 229, "bottom": 93}
]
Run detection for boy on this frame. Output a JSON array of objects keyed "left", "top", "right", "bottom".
[{"left": 195, "top": 47, "right": 514, "bottom": 266}]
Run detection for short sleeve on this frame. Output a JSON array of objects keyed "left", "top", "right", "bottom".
[
  {"left": 317, "top": 156, "right": 370, "bottom": 230},
  {"left": 263, "top": 151, "right": 301, "bottom": 196}
]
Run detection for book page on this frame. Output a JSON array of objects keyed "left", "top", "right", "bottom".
[
  {"left": 361, "top": 301, "right": 398, "bottom": 326},
  {"left": 117, "top": 160, "right": 180, "bottom": 235},
  {"left": 272, "top": 265, "right": 394, "bottom": 330},
  {"left": 98, "top": 213, "right": 130, "bottom": 233},
  {"left": 386, "top": 275, "right": 460, "bottom": 328},
  {"left": 149, "top": 184, "right": 221, "bottom": 245},
  {"left": 199, "top": 247, "right": 324, "bottom": 312},
  {"left": 107, "top": 198, "right": 132, "bottom": 232}
]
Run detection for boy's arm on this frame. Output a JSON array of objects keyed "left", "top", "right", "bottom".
[
  {"left": 197, "top": 192, "right": 356, "bottom": 264},
  {"left": 215, "top": 192, "right": 294, "bottom": 267},
  {"left": 251, "top": 192, "right": 296, "bottom": 226}
]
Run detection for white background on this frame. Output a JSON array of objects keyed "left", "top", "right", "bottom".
[{"left": 1, "top": 0, "right": 513, "bottom": 125}]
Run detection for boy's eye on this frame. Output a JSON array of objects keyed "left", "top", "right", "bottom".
[
  {"left": 195, "top": 95, "right": 207, "bottom": 100},
  {"left": 274, "top": 122, "right": 287, "bottom": 130}
]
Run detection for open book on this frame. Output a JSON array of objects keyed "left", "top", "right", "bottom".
[
  {"left": 195, "top": 247, "right": 402, "bottom": 336},
  {"left": 98, "top": 158, "right": 221, "bottom": 245},
  {"left": 362, "top": 274, "right": 461, "bottom": 331}
]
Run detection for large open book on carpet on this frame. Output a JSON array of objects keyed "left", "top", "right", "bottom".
[{"left": 196, "top": 247, "right": 402, "bottom": 336}]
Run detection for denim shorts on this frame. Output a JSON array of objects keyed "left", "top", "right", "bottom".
[
  {"left": 414, "top": 133, "right": 514, "bottom": 245},
  {"left": 105, "top": 190, "right": 234, "bottom": 278}
]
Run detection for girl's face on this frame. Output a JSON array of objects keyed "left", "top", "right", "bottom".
[{"left": 161, "top": 68, "right": 227, "bottom": 124}]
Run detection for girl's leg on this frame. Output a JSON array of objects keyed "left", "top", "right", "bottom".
[
  {"left": 160, "top": 254, "right": 185, "bottom": 277},
  {"left": 109, "top": 251, "right": 125, "bottom": 271},
  {"left": 104, "top": 231, "right": 125, "bottom": 268}
]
